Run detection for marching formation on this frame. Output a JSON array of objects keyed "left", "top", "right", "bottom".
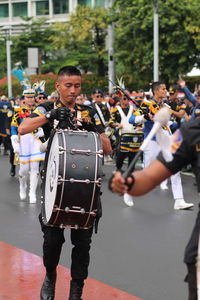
[{"left": 0, "top": 68, "right": 200, "bottom": 300}]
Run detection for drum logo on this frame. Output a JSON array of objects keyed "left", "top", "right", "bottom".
[
  {"left": 133, "top": 136, "right": 138, "bottom": 143},
  {"left": 49, "top": 159, "right": 57, "bottom": 192}
]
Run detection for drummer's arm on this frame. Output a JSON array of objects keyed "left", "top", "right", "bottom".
[
  {"left": 100, "top": 132, "right": 112, "bottom": 155},
  {"left": 18, "top": 115, "right": 48, "bottom": 135},
  {"left": 111, "top": 160, "right": 172, "bottom": 196}
]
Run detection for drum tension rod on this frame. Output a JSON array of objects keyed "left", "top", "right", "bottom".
[
  {"left": 58, "top": 147, "right": 103, "bottom": 156},
  {"left": 53, "top": 206, "right": 97, "bottom": 216},
  {"left": 57, "top": 178, "right": 102, "bottom": 185}
]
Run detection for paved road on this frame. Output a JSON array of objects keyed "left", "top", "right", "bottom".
[{"left": 0, "top": 154, "right": 199, "bottom": 300}]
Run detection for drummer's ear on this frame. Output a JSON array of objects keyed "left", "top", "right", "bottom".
[{"left": 55, "top": 81, "right": 60, "bottom": 91}]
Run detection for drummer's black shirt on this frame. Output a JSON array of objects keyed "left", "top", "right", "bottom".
[{"left": 30, "top": 101, "right": 105, "bottom": 140}]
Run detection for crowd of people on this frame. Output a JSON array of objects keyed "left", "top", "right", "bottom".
[{"left": 0, "top": 69, "right": 200, "bottom": 299}]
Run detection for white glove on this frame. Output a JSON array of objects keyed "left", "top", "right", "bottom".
[
  {"left": 11, "top": 135, "right": 20, "bottom": 153},
  {"left": 135, "top": 115, "right": 146, "bottom": 124},
  {"left": 34, "top": 127, "right": 44, "bottom": 138},
  {"left": 40, "top": 140, "right": 49, "bottom": 153}
]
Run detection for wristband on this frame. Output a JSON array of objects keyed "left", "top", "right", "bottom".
[{"left": 125, "top": 174, "right": 135, "bottom": 191}]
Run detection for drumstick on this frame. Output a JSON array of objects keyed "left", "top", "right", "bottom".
[{"left": 123, "top": 107, "right": 171, "bottom": 180}]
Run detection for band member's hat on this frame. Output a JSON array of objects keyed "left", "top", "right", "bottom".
[
  {"left": 92, "top": 89, "right": 104, "bottom": 96},
  {"left": 23, "top": 89, "right": 35, "bottom": 97},
  {"left": 36, "top": 91, "right": 48, "bottom": 98}
]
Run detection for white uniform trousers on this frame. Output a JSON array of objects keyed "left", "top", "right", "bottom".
[{"left": 143, "top": 140, "right": 183, "bottom": 200}]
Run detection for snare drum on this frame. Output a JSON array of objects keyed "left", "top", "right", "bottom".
[
  {"left": 41, "top": 129, "right": 103, "bottom": 229},
  {"left": 119, "top": 130, "right": 144, "bottom": 152}
]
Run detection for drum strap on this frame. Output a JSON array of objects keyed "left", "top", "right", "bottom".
[
  {"left": 95, "top": 103, "right": 106, "bottom": 126},
  {"left": 116, "top": 105, "right": 134, "bottom": 134},
  {"left": 53, "top": 103, "right": 59, "bottom": 128},
  {"left": 53, "top": 103, "right": 82, "bottom": 128}
]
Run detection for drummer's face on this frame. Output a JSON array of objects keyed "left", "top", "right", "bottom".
[{"left": 56, "top": 75, "right": 81, "bottom": 107}]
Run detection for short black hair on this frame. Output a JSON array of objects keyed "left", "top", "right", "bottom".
[
  {"left": 151, "top": 81, "right": 165, "bottom": 95},
  {"left": 57, "top": 66, "right": 81, "bottom": 77}
]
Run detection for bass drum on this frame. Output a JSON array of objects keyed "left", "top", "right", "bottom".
[{"left": 41, "top": 129, "right": 103, "bottom": 229}]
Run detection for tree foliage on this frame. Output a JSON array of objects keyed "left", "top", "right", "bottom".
[
  {"left": 1, "top": 1, "right": 200, "bottom": 93},
  {"left": 10, "top": 17, "right": 55, "bottom": 73},
  {"left": 113, "top": 0, "right": 200, "bottom": 86},
  {"left": 49, "top": 5, "right": 109, "bottom": 76},
  {"left": 0, "top": 39, "right": 7, "bottom": 78}
]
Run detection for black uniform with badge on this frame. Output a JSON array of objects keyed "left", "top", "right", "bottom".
[
  {"left": 4, "top": 107, "right": 16, "bottom": 176},
  {"left": 168, "top": 99, "right": 186, "bottom": 131},
  {"left": 90, "top": 101, "right": 110, "bottom": 127},
  {"left": 157, "top": 118, "right": 200, "bottom": 300},
  {"left": 30, "top": 100, "right": 104, "bottom": 297}
]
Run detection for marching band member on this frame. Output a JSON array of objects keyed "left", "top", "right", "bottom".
[
  {"left": 11, "top": 89, "right": 45, "bottom": 203},
  {"left": 18, "top": 66, "right": 111, "bottom": 300},
  {"left": 108, "top": 93, "right": 143, "bottom": 206},
  {"left": 129, "top": 81, "right": 193, "bottom": 210},
  {"left": 91, "top": 89, "right": 111, "bottom": 127},
  {"left": 0, "top": 95, "right": 12, "bottom": 155},
  {"left": 91, "top": 89, "right": 111, "bottom": 163}
]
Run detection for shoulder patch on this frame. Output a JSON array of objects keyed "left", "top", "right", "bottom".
[
  {"left": 7, "top": 110, "right": 13, "bottom": 118},
  {"left": 33, "top": 106, "right": 47, "bottom": 116}
]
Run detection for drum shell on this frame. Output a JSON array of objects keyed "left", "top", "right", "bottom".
[
  {"left": 41, "top": 130, "right": 103, "bottom": 229},
  {"left": 119, "top": 130, "right": 144, "bottom": 152}
]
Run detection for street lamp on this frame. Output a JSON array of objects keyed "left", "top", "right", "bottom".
[
  {"left": 2, "top": 25, "right": 12, "bottom": 97},
  {"left": 106, "top": 0, "right": 115, "bottom": 94},
  {"left": 152, "top": 0, "right": 159, "bottom": 81}
]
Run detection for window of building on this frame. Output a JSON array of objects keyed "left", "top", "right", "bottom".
[
  {"left": 0, "top": 4, "right": 8, "bottom": 18},
  {"left": 53, "top": 0, "right": 68, "bottom": 14},
  {"left": 78, "top": 0, "right": 92, "bottom": 7},
  {"left": 36, "top": 1, "right": 49, "bottom": 15},
  {"left": 12, "top": 2, "right": 27, "bottom": 17},
  {"left": 95, "top": 0, "right": 106, "bottom": 7}
]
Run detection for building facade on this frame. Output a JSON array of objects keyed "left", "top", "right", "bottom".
[{"left": 0, "top": 0, "right": 107, "bottom": 27}]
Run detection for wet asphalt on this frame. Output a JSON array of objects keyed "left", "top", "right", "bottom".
[{"left": 0, "top": 153, "right": 199, "bottom": 300}]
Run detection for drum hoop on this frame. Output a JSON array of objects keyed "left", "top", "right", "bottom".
[
  {"left": 83, "top": 131, "right": 99, "bottom": 228},
  {"left": 51, "top": 130, "right": 67, "bottom": 226}
]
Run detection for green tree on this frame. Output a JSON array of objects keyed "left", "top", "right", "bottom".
[
  {"left": 50, "top": 5, "right": 109, "bottom": 76},
  {"left": 0, "top": 39, "right": 6, "bottom": 78},
  {"left": 11, "top": 17, "right": 56, "bottom": 73},
  {"left": 113, "top": 0, "right": 200, "bottom": 86}
]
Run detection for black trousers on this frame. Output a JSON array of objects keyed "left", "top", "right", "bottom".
[
  {"left": 39, "top": 214, "right": 93, "bottom": 280},
  {"left": 184, "top": 210, "right": 200, "bottom": 300},
  {"left": 116, "top": 150, "right": 136, "bottom": 171},
  {"left": 193, "top": 167, "right": 200, "bottom": 193},
  {"left": 0, "top": 135, "right": 10, "bottom": 151}
]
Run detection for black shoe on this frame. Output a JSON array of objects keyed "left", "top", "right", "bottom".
[
  {"left": 69, "top": 280, "right": 84, "bottom": 300},
  {"left": 40, "top": 270, "right": 57, "bottom": 300},
  {"left": 10, "top": 165, "right": 15, "bottom": 177}
]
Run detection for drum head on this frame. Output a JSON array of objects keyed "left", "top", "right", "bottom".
[{"left": 44, "top": 133, "right": 59, "bottom": 222}]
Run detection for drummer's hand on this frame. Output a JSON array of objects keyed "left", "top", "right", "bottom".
[
  {"left": 56, "top": 107, "right": 71, "bottom": 121},
  {"left": 110, "top": 171, "right": 128, "bottom": 194}
]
